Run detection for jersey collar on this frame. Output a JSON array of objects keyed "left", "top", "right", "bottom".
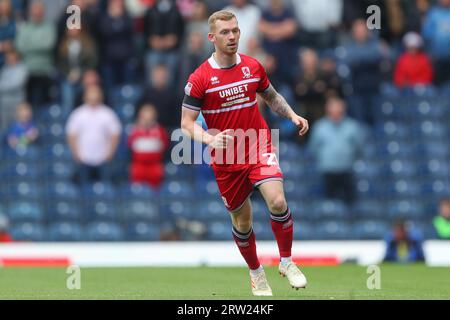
[{"left": 208, "top": 53, "right": 241, "bottom": 69}]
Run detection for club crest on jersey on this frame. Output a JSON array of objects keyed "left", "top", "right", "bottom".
[
  {"left": 241, "top": 66, "right": 252, "bottom": 79},
  {"left": 210, "top": 76, "right": 220, "bottom": 85}
]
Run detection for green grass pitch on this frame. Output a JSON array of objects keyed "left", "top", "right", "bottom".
[{"left": 0, "top": 264, "right": 449, "bottom": 300}]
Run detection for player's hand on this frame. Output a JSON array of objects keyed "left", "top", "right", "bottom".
[
  {"left": 208, "top": 129, "right": 234, "bottom": 149},
  {"left": 291, "top": 115, "right": 309, "bottom": 136}
]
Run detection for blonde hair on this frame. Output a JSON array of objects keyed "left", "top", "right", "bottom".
[{"left": 208, "top": 10, "right": 236, "bottom": 31}]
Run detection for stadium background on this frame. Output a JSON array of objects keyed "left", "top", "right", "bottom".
[{"left": 0, "top": 0, "right": 449, "bottom": 252}]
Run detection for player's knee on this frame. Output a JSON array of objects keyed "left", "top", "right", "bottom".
[{"left": 269, "top": 196, "right": 288, "bottom": 215}]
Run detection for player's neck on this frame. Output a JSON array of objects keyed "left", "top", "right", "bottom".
[{"left": 213, "top": 51, "right": 237, "bottom": 69}]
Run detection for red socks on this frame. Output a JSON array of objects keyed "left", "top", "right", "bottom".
[
  {"left": 270, "top": 208, "right": 294, "bottom": 258},
  {"left": 232, "top": 227, "right": 261, "bottom": 270}
]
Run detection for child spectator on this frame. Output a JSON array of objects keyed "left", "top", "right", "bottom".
[
  {"left": 7, "top": 102, "right": 39, "bottom": 150},
  {"left": 128, "top": 103, "right": 169, "bottom": 189},
  {"left": 394, "top": 32, "right": 433, "bottom": 87},
  {"left": 433, "top": 198, "right": 450, "bottom": 239}
]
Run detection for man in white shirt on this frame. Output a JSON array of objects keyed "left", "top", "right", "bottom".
[{"left": 66, "top": 85, "right": 122, "bottom": 184}]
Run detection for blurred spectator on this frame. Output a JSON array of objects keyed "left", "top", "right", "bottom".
[
  {"left": 0, "top": 214, "right": 12, "bottom": 242},
  {"left": 0, "top": 0, "right": 16, "bottom": 67},
  {"left": 433, "top": 198, "right": 450, "bottom": 239},
  {"left": 15, "top": 0, "right": 56, "bottom": 106},
  {"left": 224, "top": 0, "right": 261, "bottom": 54},
  {"left": 258, "top": 0, "right": 297, "bottom": 82},
  {"left": 294, "top": 48, "right": 342, "bottom": 131},
  {"left": 291, "top": 0, "right": 342, "bottom": 49},
  {"left": 422, "top": 0, "right": 450, "bottom": 84},
  {"left": 128, "top": 103, "right": 169, "bottom": 188},
  {"left": 0, "top": 49, "right": 28, "bottom": 132},
  {"left": 6, "top": 102, "right": 39, "bottom": 150},
  {"left": 180, "top": 31, "right": 210, "bottom": 92},
  {"left": 394, "top": 32, "right": 433, "bottom": 88},
  {"left": 341, "top": 18, "right": 389, "bottom": 125},
  {"left": 143, "top": 0, "right": 184, "bottom": 87},
  {"left": 309, "top": 97, "right": 363, "bottom": 204},
  {"left": 97, "top": 0, "right": 135, "bottom": 91},
  {"left": 138, "top": 63, "right": 178, "bottom": 128},
  {"left": 57, "top": 0, "right": 100, "bottom": 45},
  {"left": 66, "top": 85, "right": 122, "bottom": 185},
  {"left": 41, "top": 0, "right": 70, "bottom": 24},
  {"left": 75, "top": 68, "right": 103, "bottom": 107},
  {"left": 185, "top": 0, "right": 211, "bottom": 56},
  {"left": 384, "top": 220, "right": 425, "bottom": 263},
  {"left": 58, "top": 28, "right": 97, "bottom": 115}
]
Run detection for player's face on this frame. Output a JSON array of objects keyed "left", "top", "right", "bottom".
[{"left": 209, "top": 18, "right": 240, "bottom": 55}]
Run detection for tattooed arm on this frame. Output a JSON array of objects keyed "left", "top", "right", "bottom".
[{"left": 259, "top": 85, "right": 309, "bottom": 136}]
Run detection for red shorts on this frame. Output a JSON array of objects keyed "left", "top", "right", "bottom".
[{"left": 213, "top": 157, "right": 283, "bottom": 212}]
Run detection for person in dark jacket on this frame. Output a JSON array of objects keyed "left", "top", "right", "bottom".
[
  {"left": 384, "top": 220, "right": 425, "bottom": 263},
  {"left": 97, "top": 0, "right": 135, "bottom": 91}
]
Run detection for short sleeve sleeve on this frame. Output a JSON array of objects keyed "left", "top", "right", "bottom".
[
  {"left": 182, "top": 72, "right": 205, "bottom": 111},
  {"left": 256, "top": 61, "right": 271, "bottom": 93},
  {"left": 66, "top": 111, "right": 80, "bottom": 136}
]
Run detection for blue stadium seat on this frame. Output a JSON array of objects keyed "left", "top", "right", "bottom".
[
  {"left": 196, "top": 199, "right": 228, "bottom": 221},
  {"left": 353, "top": 160, "right": 383, "bottom": 179},
  {"left": 293, "top": 222, "right": 315, "bottom": 240},
  {"left": 41, "top": 123, "right": 65, "bottom": 144},
  {"left": 414, "top": 100, "right": 446, "bottom": 120},
  {"left": 388, "top": 179, "right": 421, "bottom": 198},
  {"left": 10, "top": 223, "right": 45, "bottom": 241},
  {"left": 126, "top": 222, "right": 160, "bottom": 241},
  {"left": 110, "top": 84, "right": 143, "bottom": 105},
  {"left": 86, "top": 222, "right": 125, "bottom": 241},
  {"left": 3, "top": 161, "right": 42, "bottom": 182},
  {"left": 86, "top": 200, "right": 119, "bottom": 221},
  {"left": 310, "top": 200, "right": 349, "bottom": 220},
  {"left": 48, "top": 200, "right": 83, "bottom": 222},
  {"left": 352, "top": 200, "right": 385, "bottom": 219},
  {"left": 374, "top": 122, "right": 410, "bottom": 140},
  {"left": 119, "top": 183, "right": 157, "bottom": 200},
  {"left": 419, "top": 141, "right": 450, "bottom": 160},
  {"left": 387, "top": 200, "right": 425, "bottom": 219},
  {"left": 48, "top": 222, "right": 83, "bottom": 241},
  {"left": 422, "top": 159, "right": 450, "bottom": 178},
  {"left": 46, "top": 143, "right": 72, "bottom": 161},
  {"left": 412, "top": 221, "right": 437, "bottom": 240},
  {"left": 46, "top": 161, "right": 74, "bottom": 180},
  {"left": 47, "top": 182, "right": 80, "bottom": 201},
  {"left": 278, "top": 141, "right": 304, "bottom": 161},
  {"left": 315, "top": 221, "right": 352, "bottom": 240},
  {"left": 386, "top": 160, "right": 418, "bottom": 179},
  {"left": 356, "top": 178, "right": 388, "bottom": 199},
  {"left": 115, "top": 103, "right": 135, "bottom": 123},
  {"left": 9, "top": 202, "right": 43, "bottom": 222},
  {"left": 288, "top": 200, "right": 313, "bottom": 221},
  {"left": 283, "top": 179, "right": 309, "bottom": 200},
  {"left": 160, "top": 181, "right": 194, "bottom": 199},
  {"left": 4, "top": 145, "right": 40, "bottom": 162},
  {"left": 206, "top": 221, "right": 230, "bottom": 240},
  {"left": 7, "top": 182, "right": 42, "bottom": 199},
  {"left": 253, "top": 221, "right": 273, "bottom": 240},
  {"left": 160, "top": 200, "right": 193, "bottom": 220},
  {"left": 123, "top": 199, "right": 159, "bottom": 222},
  {"left": 352, "top": 220, "right": 389, "bottom": 239},
  {"left": 82, "top": 182, "right": 117, "bottom": 200},
  {"left": 416, "top": 121, "right": 447, "bottom": 140},
  {"left": 35, "top": 104, "right": 65, "bottom": 122}
]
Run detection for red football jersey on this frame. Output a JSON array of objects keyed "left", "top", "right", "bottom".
[
  {"left": 128, "top": 124, "right": 169, "bottom": 163},
  {"left": 183, "top": 53, "right": 274, "bottom": 171}
]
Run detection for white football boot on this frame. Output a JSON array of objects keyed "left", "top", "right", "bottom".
[
  {"left": 279, "top": 262, "right": 307, "bottom": 290},
  {"left": 250, "top": 270, "right": 273, "bottom": 296}
]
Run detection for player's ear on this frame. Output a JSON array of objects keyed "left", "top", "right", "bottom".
[{"left": 207, "top": 32, "right": 215, "bottom": 43}]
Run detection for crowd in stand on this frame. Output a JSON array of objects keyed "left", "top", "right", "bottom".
[{"left": 1, "top": 0, "right": 450, "bottom": 203}]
